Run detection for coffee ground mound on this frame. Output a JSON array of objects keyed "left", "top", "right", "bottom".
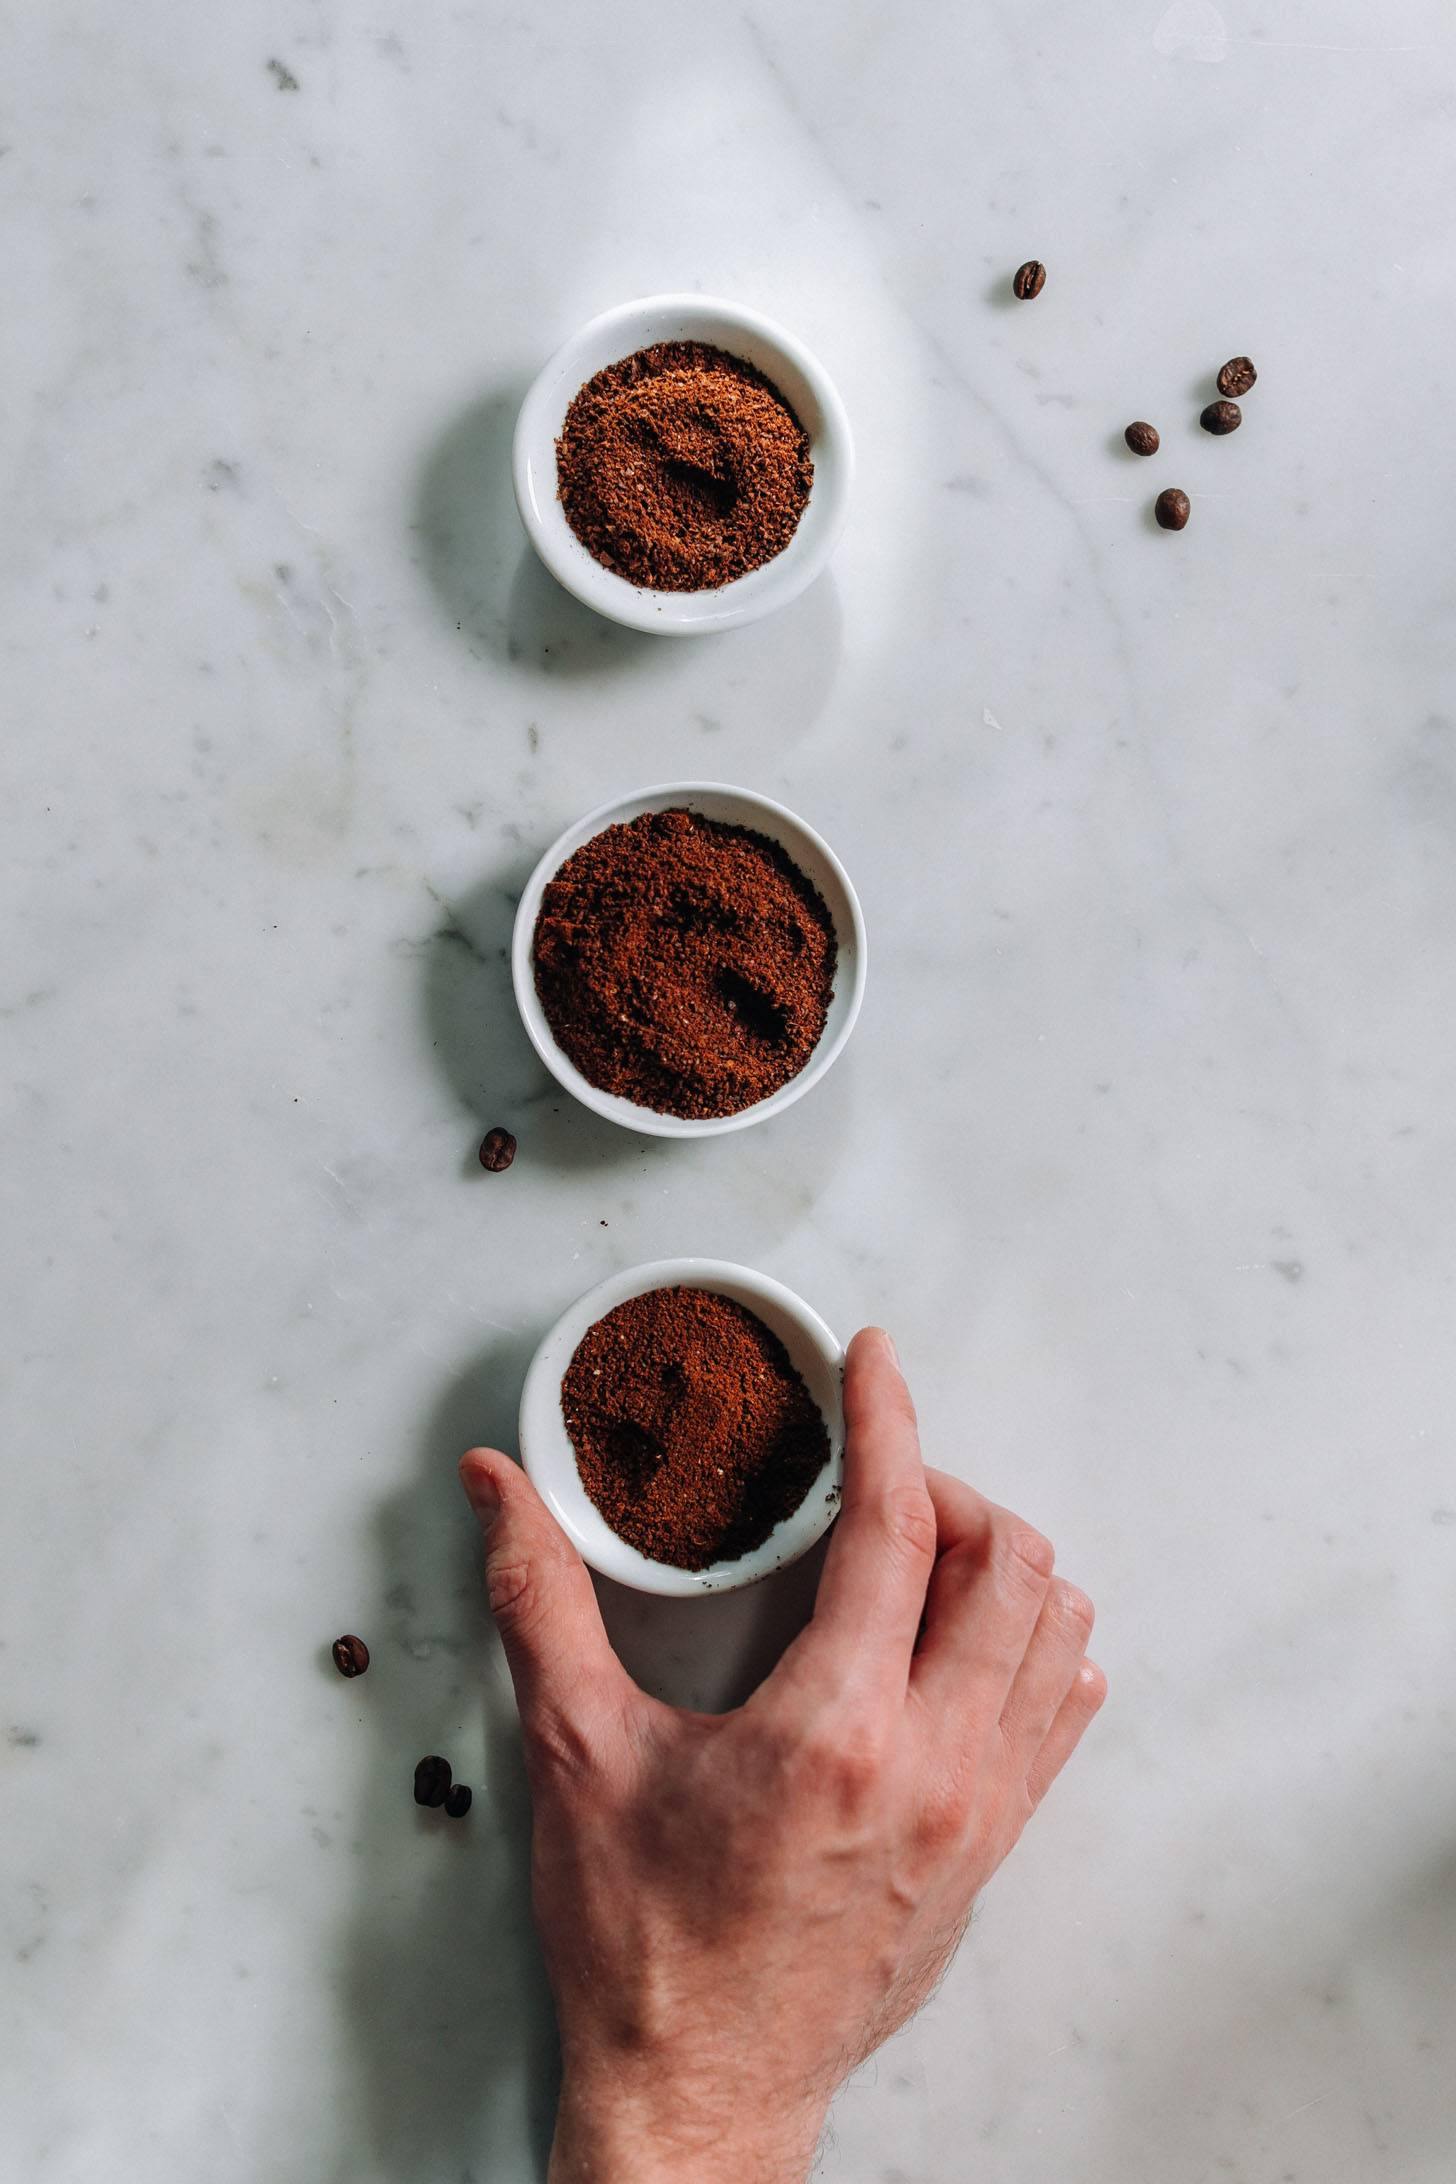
[
  {"left": 562, "top": 1287, "right": 830, "bottom": 1570},
  {"left": 555, "top": 341, "right": 813, "bottom": 592},
  {"left": 532, "top": 807, "right": 837, "bottom": 1119}
]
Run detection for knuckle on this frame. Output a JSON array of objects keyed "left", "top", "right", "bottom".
[
  {"left": 749, "top": 1710, "right": 805, "bottom": 1780},
  {"left": 829, "top": 1736, "right": 884, "bottom": 1803},
  {"left": 521, "top": 1701, "right": 599, "bottom": 1787},
  {"left": 485, "top": 1554, "right": 538, "bottom": 1625},
  {"left": 996, "top": 1521, "right": 1056, "bottom": 1591},
  {"left": 802, "top": 1716, "right": 886, "bottom": 1802},
  {"left": 915, "top": 1777, "right": 968, "bottom": 1853},
  {"left": 879, "top": 1484, "right": 938, "bottom": 1564},
  {"left": 1050, "top": 1579, "right": 1096, "bottom": 1640}
]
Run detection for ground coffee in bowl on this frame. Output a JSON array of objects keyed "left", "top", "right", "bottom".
[
  {"left": 561, "top": 1285, "right": 830, "bottom": 1571},
  {"left": 532, "top": 805, "right": 837, "bottom": 1120},
  {"left": 556, "top": 340, "right": 812, "bottom": 592}
]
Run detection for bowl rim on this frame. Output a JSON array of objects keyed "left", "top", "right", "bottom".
[
  {"left": 509, "top": 780, "right": 868, "bottom": 1138},
  {"left": 510, "top": 290, "right": 854, "bottom": 635},
  {"left": 517, "top": 1257, "right": 845, "bottom": 1597}
]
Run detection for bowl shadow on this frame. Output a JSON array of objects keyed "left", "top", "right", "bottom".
[
  {"left": 593, "top": 1539, "right": 829, "bottom": 1713},
  {"left": 413, "top": 387, "right": 846, "bottom": 726},
  {"left": 336, "top": 1334, "right": 557, "bottom": 2184},
  {"left": 414, "top": 387, "right": 671, "bottom": 681},
  {"left": 418, "top": 859, "right": 658, "bottom": 1177},
  {"left": 984, "top": 273, "right": 1032, "bottom": 314}
]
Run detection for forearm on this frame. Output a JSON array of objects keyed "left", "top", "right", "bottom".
[{"left": 549, "top": 2066, "right": 826, "bottom": 2184}]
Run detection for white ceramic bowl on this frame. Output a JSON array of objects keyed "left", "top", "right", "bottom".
[
  {"left": 519, "top": 1259, "right": 845, "bottom": 1597},
  {"left": 512, "top": 292, "right": 854, "bottom": 634},
  {"left": 511, "top": 781, "right": 867, "bottom": 1139}
]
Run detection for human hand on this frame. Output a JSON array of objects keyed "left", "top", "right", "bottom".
[{"left": 460, "top": 1327, "right": 1105, "bottom": 2184}]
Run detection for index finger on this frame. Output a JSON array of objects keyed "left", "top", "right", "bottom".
[{"left": 770, "top": 1327, "right": 936, "bottom": 1702}]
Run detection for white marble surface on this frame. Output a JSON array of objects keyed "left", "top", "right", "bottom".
[{"left": 4, "top": 3, "right": 1455, "bottom": 2178}]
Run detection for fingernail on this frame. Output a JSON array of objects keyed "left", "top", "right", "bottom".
[
  {"left": 462, "top": 1462, "right": 501, "bottom": 1527},
  {"left": 877, "top": 1328, "right": 901, "bottom": 1368}
]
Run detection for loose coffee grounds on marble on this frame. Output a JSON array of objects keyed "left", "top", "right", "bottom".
[
  {"left": 532, "top": 807, "right": 837, "bottom": 1120},
  {"left": 562, "top": 1287, "right": 830, "bottom": 1571},
  {"left": 555, "top": 341, "right": 812, "bottom": 591}
]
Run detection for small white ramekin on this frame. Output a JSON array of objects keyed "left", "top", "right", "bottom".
[
  {"left": 511, "top": 781, "right": 867, "bottom": 1139},
  {"left": 518, "top": 1259, "right": 845, "bottom": 1597},
  {"left": 512, "top": 292, "right": 853, "bottom": 635}
]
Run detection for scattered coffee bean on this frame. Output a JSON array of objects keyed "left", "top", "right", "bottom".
[
  {"left": 331, "top": 1634, "right": 369, "bottom": 1678},
  {"left": 479, "top": 1127, "right": 516, "bottom": 1172},
  {"left": 1155, "top": 488, "right": 1191, "bottom": 531},
  {"left": 444, "top": 1783, "right": 473, "bottom": 1819},
  {"left": 1124, "top": 421, "right": 1160, "bottom": 457},
  {"left": 413, "top": 1754, "right": 452, "bottom": 1808},
  {"left": 1012, "top": 259, "right": 1046, "bottom": 300},
  {"left": 1200, "top": 400, "right": 1242, "bottom": 436},
  {"left": 1217, "top": 356, "right": 1257, "bottom": 398}
]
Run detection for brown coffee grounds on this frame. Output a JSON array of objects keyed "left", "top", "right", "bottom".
[
  {"left": 532, "top": 807, "right": 837, "bottom": 1119},
  {"left": 562, "top": 1287, "right": 829, "bottom": 1570},
  {"left": 555, "top": 341, "right": 813, "bottom": 592}
]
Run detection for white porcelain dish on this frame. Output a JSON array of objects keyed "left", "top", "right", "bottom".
[
  {"left": 511, "top": 292, "right": 853, "bottom": 634},
  {"left": 511, "top": 781, "right": 867, "bottom": 1139},
  {"left": 518, "top": 1259, "right": 845, "bottom": 1598}
]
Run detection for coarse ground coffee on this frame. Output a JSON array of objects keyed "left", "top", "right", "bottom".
[
  {"left": 533, "top": 807, "right": 837, "bottom": 1119},
  {"left": 562, "top": 1287, "right": 830, "bottom": 1570},
  {"left": 555, "top": 341, "right": 812, "bottom": 592}
]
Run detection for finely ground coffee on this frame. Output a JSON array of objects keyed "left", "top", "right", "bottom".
[
  {"left": 562, "top": 1287, "right": 829, "bottom": 1570},
  {"left": 533, "top": 807, "right": 837, "bottom": 1119},
  {"left": 555, "top": 341, "right": 812, "bottom": 591}
]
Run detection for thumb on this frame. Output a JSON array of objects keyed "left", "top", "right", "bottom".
[{"left": 459, "top": 1446, "right": 626, "bottom": 1747}]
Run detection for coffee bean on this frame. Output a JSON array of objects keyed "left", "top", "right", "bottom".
[
  {"left": 413, "top": 1755, "right": 452, "bottom": 1808},
  {"left": 479, "top": 1127, "right": 516, "bottom": 1172},
  {"left": 1012, "top": 260, "right": 1046, "bottom": 300},
  {"left": 1124, "top": 421, "right": 1160, "bottom": 457},
  {"left": 1154, "top": 488, "right": 1190, "bottom": 531},
  {"left": 1200, "top": 400, "right": 1242, "bottom": 436},
  {"left": 331, "top": 1634, "right": 369, "bottom": 1678},
  {"left": 444, "top": 1783, "right": 473, "bottom": 1819},
  {"left": 1217, "top": 356, "right": 1257, "bottom": 398}
]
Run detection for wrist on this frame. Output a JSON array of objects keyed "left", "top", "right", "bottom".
[{"left": 550, "top": 2059, "right": 826, "bottom": 2184}]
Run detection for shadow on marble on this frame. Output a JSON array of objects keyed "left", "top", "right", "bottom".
[
  {"left": 414, "top": 386, "right": 847, "bottom": 746},
  {"left": 415, "top": 386, "right": 668, "bottom": 682},
  {"left": 338, "top": 1333, "right": 557, "bottom": 2184},
  {"left": 983, "top": 271, "right": 1036, "bottom": 313},
  {"left": 419, "top": 859, "right": 661, "bottom": 1177},
  {"left": 494, "top": 551, "right": 847, "bottom": 721},
  {"left": 593, "top": 1536, "right": 829, "bottom": 1714}
]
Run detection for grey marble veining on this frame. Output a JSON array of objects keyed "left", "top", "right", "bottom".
[{"left": 3, "top": 2, "right": 1455, "bottom": 2178}]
